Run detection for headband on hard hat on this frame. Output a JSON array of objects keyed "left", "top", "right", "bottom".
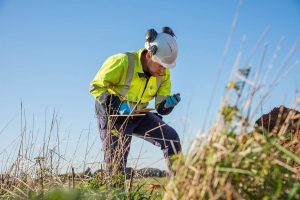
[{"left": 144, "top": 27, "right": 178, "bottom": 69}]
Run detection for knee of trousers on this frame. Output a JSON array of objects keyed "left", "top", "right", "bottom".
[{"left": 163, "top": 127, "right": 181, "bottom": 155}]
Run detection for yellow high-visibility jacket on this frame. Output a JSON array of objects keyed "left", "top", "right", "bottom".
[{"left": 89, "top": 48, "right": 171, "bottom": 111}]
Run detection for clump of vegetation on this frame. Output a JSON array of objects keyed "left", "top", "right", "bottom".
[
  {"left": 165, "top": 92, "right": 300, "bottom": 199},
  {"left": 0, "top": 172, "right": 165, "bottom": 199},
  {"left": 255, "top": 105, "right": 300, "bottom": 170},
  {"left": 164, "top": 129, "right": 299, "bottom": 199}
]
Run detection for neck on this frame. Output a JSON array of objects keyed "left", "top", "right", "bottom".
[{"left": 141, "top": 50, "right": 149, "bottom": 73}]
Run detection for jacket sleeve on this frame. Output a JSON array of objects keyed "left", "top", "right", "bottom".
[
  {"left": 89, "top": 54, "right": 127, "bottom": 99},
  {"left": 155, "top": 69, "right": 174, "bottom": 115}
]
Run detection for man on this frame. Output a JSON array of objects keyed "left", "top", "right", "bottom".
[{"left": 89, "top": 27, "right": 182, "bottom": 185}]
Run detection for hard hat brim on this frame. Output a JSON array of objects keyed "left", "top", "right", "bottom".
[{"left": 152, "top": 55, "right": 176, "bottom": 69}]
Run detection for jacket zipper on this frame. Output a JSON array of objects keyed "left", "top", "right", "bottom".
[{"left": 138, "top": 77, "right": 149, "bottom": 104}]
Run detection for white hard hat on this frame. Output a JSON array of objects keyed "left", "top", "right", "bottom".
[{"left": 145, "top": 32, "right": 178, "bottom": 69}]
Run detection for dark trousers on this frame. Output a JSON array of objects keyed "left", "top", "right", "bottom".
[{"left": 95, "top": 101, "right": 181, "bottom": 176}]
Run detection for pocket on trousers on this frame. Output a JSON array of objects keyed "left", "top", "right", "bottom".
[{"left": 95, "top": 100, "right": 108, "bottom": 129}]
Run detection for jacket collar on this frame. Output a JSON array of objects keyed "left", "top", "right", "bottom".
[{"left": 136, "top": 48, "right": 150, "bottom": 79}]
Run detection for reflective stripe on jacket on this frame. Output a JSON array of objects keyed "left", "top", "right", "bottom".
[{"left": 89, "top": 48, "right": 171, "bottom": 110}]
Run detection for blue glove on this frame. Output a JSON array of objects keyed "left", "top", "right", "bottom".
[
  {"left": 164, "top": 93, "right": 181, "bottom": 108},
  {"left": 119, "top": 102, "right": 133, "bottom": 115}
]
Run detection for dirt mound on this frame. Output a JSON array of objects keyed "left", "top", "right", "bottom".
[{"left": 255, "top": 105, "right": 300, "bottom": 136}]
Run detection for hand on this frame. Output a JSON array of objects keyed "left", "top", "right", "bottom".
[
  {"left": 164, "top": 93, "right": 181, "bottom": 109},
  {"left": 119, "top": 102, "right": 133, "bottom": 115}
]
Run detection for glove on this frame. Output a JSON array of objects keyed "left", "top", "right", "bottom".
[
  {"left": 164, "top": 93, "right": 181, "bottom": 109},
  {"left": 119, "top": 101, "right": 133, "bottom": 115}
]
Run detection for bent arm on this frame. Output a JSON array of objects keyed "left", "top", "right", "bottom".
[
  {"left": 89, "top": 54, "right": 126, "bottom": 99},
  {"left": 155, "top": 70, "right": 174, "bottom": 115}
]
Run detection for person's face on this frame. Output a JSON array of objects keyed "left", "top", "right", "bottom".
[{"left": 145, "top": 52, "right": 166, "bottom": 77}]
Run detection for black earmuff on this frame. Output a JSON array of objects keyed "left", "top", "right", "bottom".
[
  {"left": 161, "top": 26, "right": 175, "bottom": 37},
  {"left": 145, "top": 28, "right": 158, "bottom": 55},
  {"left": 145, "top": 28, "right": 158, "bottom": 43}
]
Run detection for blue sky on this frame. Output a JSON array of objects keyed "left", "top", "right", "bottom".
[{"left": 1, "top": 0, "right": 300, "bottom": 171}]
